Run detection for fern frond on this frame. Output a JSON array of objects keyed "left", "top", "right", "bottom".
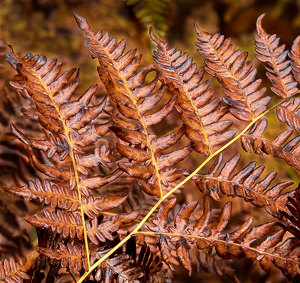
[
  {"left": 150, "top": 29, "right": 236, "bottom": 155},
  {"left": 5, "top": 48, "right": 120, "bottom": 267},
  {"left": 74, "top": 12, "right": 191, "bottom": 197},
  {"left": 196, "top": 153, "right": 295, "bottom": 218},
  {"left": 122, "top": 185, "right": 158, "bottom": 222},
  {"left": 276, "top": 97, "right": 300, "bottom": 132},
  {"left": 280, "top": 183, "right": 300, "bottom": 238},
  {"left": 194, "top": 250, "right": 239, "bottom": 283},
  {"left": 87, "top": 211, "right": 139, "bottom": 244},
  {"left": 241, "top": 119, "right": 300, "bottom": 170},
  {"left": 24, "top": 209, "right": 84, "bottom": 239},
  {"left": 4, "top": 178, "right": 79, "bottom": 211},
  {"left": 25, "top": 208, "right": 139, "bottom": 244},
  {"left": 82, "top": 193, "right": 128, "bottom": 218},
  {"left": 3, "top": 178, "right": 128, "bottom": 218},
  {"left": 145, "top": 197, "right": 300, "bottom": 279},
  {"left": 255, "top": 14, "right": 298, "bottom": 98},
  {"left": 37, "top": 242, "right": 95, "bottom": 272},
  {"left": 290, "top": 36, "right": 300, "bottom": 84},
  {"left": 95, "top": 243, "right": 170, "bottom": 283},
  {"left": 195, "top": 23, "right": 270, "bottom": 121},
  {"left": 6, "top": 51, "right": 115, "bottom": 196},
  {"left": 0, "top": 250, "right": 39, "bottom": 282}
]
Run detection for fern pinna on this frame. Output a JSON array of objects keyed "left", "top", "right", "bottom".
[{"left": 0, "top": 11, "right": 299, "bottom": 283}]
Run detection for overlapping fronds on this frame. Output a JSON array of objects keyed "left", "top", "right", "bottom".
[
  {"left": 195, "top": 153, "right": 294, "bottom": 218},
  {"left": 195, "top": 23, "right": 270, "bottom": 121},
  {"left": 276, "top": 97, "right": 300, "bottom": 132},
  {"left": 122, "top": 185, "right": 158, "bottom": 222},
  {"left": 1, "top": 11, "right": 300, "bottom": 283},
  {"left": 241, "top": 119, "right": 300, "bottom": 170},
  {"left": 39, "top": 240, "right": 170, "bottom": 283},
  {"left": 74, "top": 12, "right": 191, "bottom": 197},
  {"left": 255, "top": 14, "right": 298, "bottom": 98},
  {"left": 0, "top": 251, "right": 39, "bottom": 283},
  {"left": 25, "top": 208, "right": 139, "bottom": 244},
  {"left": 150, "top": 29, "right": 235, "bottom": 155},
  {"left": 5, "top": 50, "right": 119, "bottom": 196},
  {"left": 3, "top": 178, "right": 128, "bottom": 218},
  {"left": 95, "top": 244, "right": 170, "bottom": 283},
  {"left": 38, "top": 242, "right": 94, "bottom": 273},
  {"left": 145, "top": 197, "right": 300, "bottom": 280}
]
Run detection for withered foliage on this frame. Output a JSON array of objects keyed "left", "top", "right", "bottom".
[{"left": 0, "top": 11, "right": 299, "bottom": 283}]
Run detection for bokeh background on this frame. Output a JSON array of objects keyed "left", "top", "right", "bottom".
[
  {"left": 0, "top": 0, "right": 299, "bottom": 282},
  {"left": 1, "top": 0, "right": 300, "bottom": 88}
]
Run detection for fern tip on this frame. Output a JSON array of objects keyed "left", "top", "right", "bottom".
[{"left": 256, "top": 14, "right": 266, "bottom": 35}]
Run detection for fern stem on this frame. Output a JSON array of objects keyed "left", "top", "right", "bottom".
[
  {"left": 77, "top": 97, "right": 286, "bottom": 282},
  {"left": 32, "top": 74, "right": 91, "bottom": 268}
]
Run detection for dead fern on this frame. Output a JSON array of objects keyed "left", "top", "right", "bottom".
[{"left": 0, "top": 10, "right": 299, "bottom": 283}]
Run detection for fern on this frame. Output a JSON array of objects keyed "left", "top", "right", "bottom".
[{"left": 0, "top": 10, "right": 299, "bottom": 283}]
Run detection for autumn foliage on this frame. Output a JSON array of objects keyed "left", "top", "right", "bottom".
[{"left": 0, "top": 10, "right": 299, "bottom": 283}]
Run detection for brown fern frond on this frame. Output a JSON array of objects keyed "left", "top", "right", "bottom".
[
  {"left": 276, "top": 97, "right": 300, "bottom": 132},
  {"left": 195, "top": 23, "right": 270, "bottom": 121},
  {"left": 0, "top": 86, "right": 38, "bottom": 185},
  {"left": 146, "top": 197, "right": 300, "bottom": 279},
  {"left": 6, "top": 50, "right": 116, "bottom": 197},
  {"left": 194, "top": 250, "right": 239, "bottom": 283},
  {"left": 3, "top": 178, "right": 79, "bottom": 211},
  {"left": 24, "top": 209, "right": 84, "bottom": 240},
  {"left": 0, "top": 193, "right": 32, "bottom": 256},
  {"left": 255, "top": 14, "right": 298, "bottom": 98},
  {"left": 290, "top": 36, "right": 300, "bottom": 84},
  {"left": 122, "top": 184, "right": 158, "bottom": 222},
  {"left": 25, "top": 208, "right": 139, "bottom": 244},
  {"left": 2, "top": 11, "right": 300, "bottom": 283},
  {"left": 82, "top": 193, "right": 128, "bottom": 218},
  {"left": 95, "top": 243, "right": 170, "bottom": 283},
  {"left": 74, "top": 12, "right": 191, "bottom": 197},
  {"left": 86, "top": 211, "right": 139, "bottom": 245},
  {"left": 37, "top": 241, "right": 95, "bottom": 273},
  {"left": 150, "top": 29, "right": 236, "bottom": 155},
  {"left": 280, "top": 183, "right": 300, "bottom": 238},
  {"left": 241, "top": 119, "right": 300, "bottom": 170},
  {"left": 3, "top": 178, "right": 128, "bottom": 218},
  {"left": 195, "top": 153, "right": 295, "bottom": 218},
  {"left": 0, "top": 250, "right": 39, "bottom": 283}
]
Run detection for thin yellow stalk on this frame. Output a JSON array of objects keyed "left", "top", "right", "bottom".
[{"left": 77, "top": 97, "right": 286, "bottom": 282}]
